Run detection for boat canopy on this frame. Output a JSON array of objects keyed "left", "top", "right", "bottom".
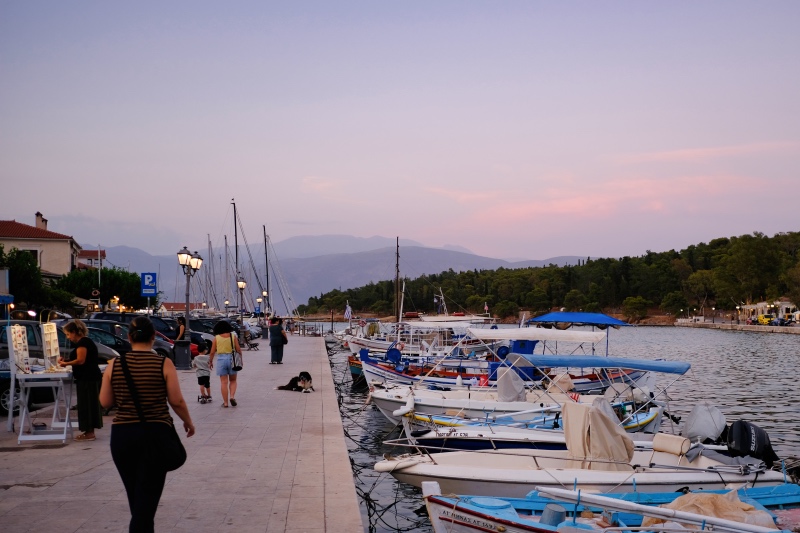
[
  {"left": 466, "top": 327, "right": 607, "bottom": 344},
  {"left": 517, "top": 354, "right": 691, "bottom": 375},
  {"left": 528, "top": 312, "right": 631, "bottom": 327}
]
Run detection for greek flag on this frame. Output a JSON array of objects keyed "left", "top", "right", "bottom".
[{"left": 344, "top": 303, "right": 352, "bottom": 320}]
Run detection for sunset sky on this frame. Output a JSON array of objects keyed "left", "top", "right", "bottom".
[{"left": 2, "top": 1, "right": 798, "bottom": 261}]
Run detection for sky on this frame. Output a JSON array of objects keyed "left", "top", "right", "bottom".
[{"left": 2, "top": 1, "right": 799, "bottom": 261}]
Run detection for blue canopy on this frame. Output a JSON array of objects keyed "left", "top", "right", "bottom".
[
  {"left": 528, "top": 312, "right": 630, "bottom": 327},
  {"left": 518, "top": 354, "right": 690, "bottom": 375}
]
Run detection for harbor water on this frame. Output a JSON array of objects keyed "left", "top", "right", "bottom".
[{"left": 328, "top": 324, "right": 800, "bottom": 533}]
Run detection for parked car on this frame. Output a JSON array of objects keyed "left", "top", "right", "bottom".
[
  {"left": 86, "top": 327, "right": 131, "bottom": 356},
  {"left": 1, "top": 320, "right": 119, "bottom": 416},
  {"left": 162, "top": 317, "right": 212, "bottom": 348},
  {"left": 89, "top": 312, "right": 177, "bottom": 340},
  {"left": 80, "top": 319, "right": 174, "bottom": 360}
]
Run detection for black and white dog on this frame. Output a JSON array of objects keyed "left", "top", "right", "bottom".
[{"left": 276, "top": 371, "right": 314, "bottom": 393}]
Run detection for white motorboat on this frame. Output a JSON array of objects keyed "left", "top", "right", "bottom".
[
  {"left": 375, "top": 401, "right": 785, "bottom": 496},
  {"left": 368, "top": 354, "right": 687, "bottom": 423}
]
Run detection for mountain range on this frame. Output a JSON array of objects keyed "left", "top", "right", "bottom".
[{"left": 86, "top": 235, "right": 585, "bottom": 313}]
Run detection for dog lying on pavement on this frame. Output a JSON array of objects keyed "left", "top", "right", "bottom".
[{"left": 276, "top": 371, "right": 314, "bottom": 393}]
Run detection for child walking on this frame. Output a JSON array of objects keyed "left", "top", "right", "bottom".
[{"left": 192, "top": 341, "right": 212, "bottom": 403}]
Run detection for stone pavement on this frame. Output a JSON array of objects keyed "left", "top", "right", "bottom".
[{"left": 0, "top": 335, "right": 363, "bottom": 532}]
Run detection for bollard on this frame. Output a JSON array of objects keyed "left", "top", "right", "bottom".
[{"left": 173, "top": 340, "right": 192, "bottom": 370}]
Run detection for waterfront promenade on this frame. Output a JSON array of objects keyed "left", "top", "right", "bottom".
[{"left": 0, "top": 335, "right": 363, "bottom": 532}]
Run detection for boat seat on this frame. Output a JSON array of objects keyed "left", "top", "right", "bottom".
[{"left": 651, "top": 433, "right": 691, "bottom": 466}]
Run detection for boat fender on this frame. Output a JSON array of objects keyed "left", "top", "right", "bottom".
[
  {"left": 374, "top": 456, "right": 422, "bottom": 472},
  {"left": 392, "top": 395, "right": 415, "bottom": 417},
  {"left": 497, "top": 346, "right": 510, "bottom": 359}
]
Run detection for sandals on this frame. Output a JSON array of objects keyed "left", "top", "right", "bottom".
[
  {"left": 222, "top": 403, "right": 229, "bottom": 408},
  {"left": 75, "top": 434, "right": 96, "bottom": 442},
  {"left": 230, "top": 399, "right": 237, "bottom": 407}
]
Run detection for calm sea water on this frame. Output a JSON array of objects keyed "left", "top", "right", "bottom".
[{"left": 328, "top": 324, "right": 800, "bottom": 533}]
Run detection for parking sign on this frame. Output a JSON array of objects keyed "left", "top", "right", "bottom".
[{"left": 141, "top": 272, "right": 157, "bottom": 297}]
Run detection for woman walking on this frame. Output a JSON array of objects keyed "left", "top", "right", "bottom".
[
  {"left": 59, "top": 319, "right": 103, "bottom": 441},
  {"left": 268, "top": 316, "right": 288, "bottom": 364},
  {"left": 208, "top": 320, "right": 242, "bottom": 407},
  {"left": 99, "top": 316, "right": 195, "bottom": 533}
]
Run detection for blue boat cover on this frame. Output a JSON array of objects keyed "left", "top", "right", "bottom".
[
  {"left": 517, "top": 354, "right": 690, "bottom": 375},
  {"left": 528, "top": 312, "right": 630, "bottom": 327}
]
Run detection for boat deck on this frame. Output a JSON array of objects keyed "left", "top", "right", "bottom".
[{"left": 0, "top": 335, "right": 363, "bottom": 532}]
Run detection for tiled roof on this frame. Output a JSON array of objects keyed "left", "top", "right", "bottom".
[
  {"left": 78, "top": 250, "right": 106, "bottom": 259},
  {"left": 0, "top": 220, "right": 74, "bottom": 240},
  {"left": 163, "top": 302, "right": 206, "bottom": 311}
]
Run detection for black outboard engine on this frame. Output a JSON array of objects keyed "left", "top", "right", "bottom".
[{"left": 727, "top": 420, "right": 780, "bottom": 468}]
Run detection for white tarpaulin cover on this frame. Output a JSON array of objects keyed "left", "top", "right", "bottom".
[
  {"left": 563, "top": 399, "right": 634, "bottom": 471},
  {"left": 496, "top": 367, "right": 527, "bottom": 402},
  {"left": 467, "top": 327, "right": 607, "bottom": 343},
  {"left": 682, "top": 401, "right": 728, "bottom": 443}
]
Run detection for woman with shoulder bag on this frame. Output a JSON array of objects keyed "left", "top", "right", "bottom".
[
  {"left": 268, "top": 316, "right": 288, "bottom": 364},
  {"left": 208, "top": 320, "right": 242, "bottom": 407},
  {"left": 99, "top": 316, "right": 195, "bottom": 533}
]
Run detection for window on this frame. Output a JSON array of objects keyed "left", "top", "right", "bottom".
[{"left": 20, "top": 249, "right": 39, "bottom": 266}]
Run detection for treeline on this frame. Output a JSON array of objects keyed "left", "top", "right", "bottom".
[
  {"left": 1, "top": 244, "right": 153, "bottom": 315},
  {"left": 297, "top": 232, "right": 800, "bottom": 320}
]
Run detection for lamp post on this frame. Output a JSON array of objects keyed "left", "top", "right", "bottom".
[
  {"left": 256, "top": 297, "right": 262, "bottom": 320},
  {"left": 177, "top": 247, "right": 202, "bottom": 370},
  {"left": 711, "top": 307, "right": 715, "bottom": 324},
  {"left": 262, "top": 290, "right": 268, "bottom": 317},
  {"left": 736, "top": 305, "right": 740, "bottom": 324},
  {"left": 237, "top": 276, "right": 247, "bottom": 325},
  {"left": 224, "top": 300, "right": 229, "bottom": 318}
]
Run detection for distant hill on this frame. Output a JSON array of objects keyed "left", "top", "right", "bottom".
[
  {"left": 272, "top": 235, "right": 425, "bottom": 259},
  {"left": 87, "top": 239, "right": 585, "bottom": 313}
]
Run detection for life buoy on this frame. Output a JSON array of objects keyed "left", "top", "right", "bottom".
[{"left": 91, "top": 289, "right": 100, "bottom": 297}]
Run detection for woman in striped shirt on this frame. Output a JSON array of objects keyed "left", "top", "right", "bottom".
[{"left": 99, "top": 316, "right": 195, "bottom": 533}]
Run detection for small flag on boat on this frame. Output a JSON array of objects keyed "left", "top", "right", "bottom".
[
  {"left": 484, "top": 302, "right": 489, "bottom": 312},
  {"left": 344, "top": 303, "right": 352, "bottom": 320},
  {"left": 569, "top": 392, "right": 581, "bottom": 402}
]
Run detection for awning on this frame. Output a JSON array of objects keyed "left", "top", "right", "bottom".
[
  {"left": 467, "top": 327, "right": 607, "bottom": 343},
  {"left": 528, "top": 312, "right": 631, "bottom": 327},
  {"left": 518, "top": 354, "right": 691, "bottom": 375}
]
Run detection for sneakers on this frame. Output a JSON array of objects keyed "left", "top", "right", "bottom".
[{"left": 199, "top": 395, "right": 211, "bottom": 404}]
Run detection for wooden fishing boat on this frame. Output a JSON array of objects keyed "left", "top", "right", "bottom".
[{"left": 423, "top": 481, "right": 800, "bottom": 533}]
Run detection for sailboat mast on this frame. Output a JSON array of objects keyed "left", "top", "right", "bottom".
[
  {"left": 232, "top": 199, "right": 240, "bottom": 313},
  {"left": 263, "top": 225, "right": 270, "bottom": 315},
  {"left": 395, "top": 237, "right": 400, "bottom": 322},
  {"left": 224, "top": 235, "right": 230, "bottom": 316}
]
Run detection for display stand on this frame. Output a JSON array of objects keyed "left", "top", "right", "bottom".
[{"left": 6, "top": 323, "right": 77, "bottom": 443}]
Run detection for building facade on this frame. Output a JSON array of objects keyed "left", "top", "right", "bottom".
[{"left": 0, "top": 212, "right": 82, "bottom": 277}]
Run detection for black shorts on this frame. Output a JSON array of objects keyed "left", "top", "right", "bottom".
[{"left": 197, "top": 375, "right": 210, "bottom": 388}]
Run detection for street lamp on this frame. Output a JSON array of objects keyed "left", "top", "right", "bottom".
[
  {"left": 237, "top": 276, "right": 247, "bottom": 324},
  {"left": 176, "top": 247, "right": 202, "bottom": 370},
  {"left": 262, "top": 290, "right": 268, "bottom": 316},
  {"left": 256, "top": 297, "right": 262, "bottom": 319},
  {"left": 736, "top": 305, "right": 740, "bottom": 324},
  {"left": 224, "top": 300, "right": 229, "bottom": 318},
  {"left": 711, "top": 306, "right": 715, "bottom": 323}
]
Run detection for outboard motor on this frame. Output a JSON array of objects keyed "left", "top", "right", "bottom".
[
  {"left": 727, "top": 420, "right": 780, "bottom": 468},
  {"left": 682, "top": 401, "right": 727, "bottom": 444}
]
